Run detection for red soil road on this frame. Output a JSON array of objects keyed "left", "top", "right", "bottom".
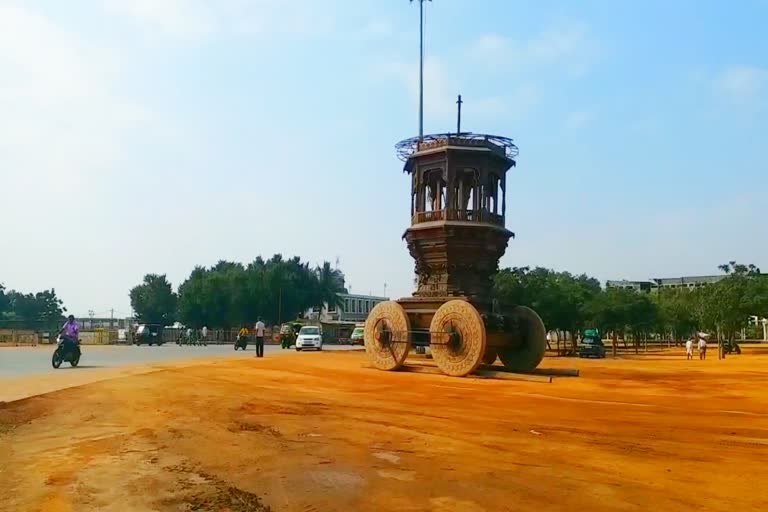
[{"left": 1, "top": 348, "right": 767, "bottom": 511}]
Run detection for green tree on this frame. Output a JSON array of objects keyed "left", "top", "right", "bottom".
[
  {"left": 175, "top": 255, "right": 334, "bottom": 328},
  {"left": 587, "top": 287, "right": 637, "bottom": 357},
  {"left": 313, "top": 261, "right": 347, "bottom": 313},
  {"left": 695, "top": 262, "right": 766, "bottom": 356},
  {"left": 655, "top": 289, "right": 697, "bottom": 345},
  {"left": 5, "top": 289, "right": 66, "bottom": 327},
  {"left": 624, "top": 292, "right": 658, "bottom": 353},
  {"left": 177, "top": 267, "right": 209, "bottom": 328},
  {"left": 177, "top": 262, "right": 255, "bottom": 328},
  {"left": 494, "top": 267, "right": 600, "bottom": 352},
  {"left": 0, "top": 284, "right": 8, "bottom": 317},
  {"left": 129, "top": 274, "right": 177, "bottom": 325}
]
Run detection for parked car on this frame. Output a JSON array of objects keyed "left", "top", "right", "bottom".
[
  {"left": 350, "top": 326, "right": 365, "bottom": 345},
  {"left": 135, "top": 324, "right": 163, "bottom": 346},
  {"left": 296, "top": 325, "right": 323, "bottom": 351},
  {"left": 578, "top": 329, "right": 605, "bottom": 358}
]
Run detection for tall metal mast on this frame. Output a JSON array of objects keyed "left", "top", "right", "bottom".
[{"left": 411, "top": 0, "right": 431, "bottom": 141}]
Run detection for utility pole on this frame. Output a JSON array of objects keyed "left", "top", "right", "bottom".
[
  {"left": 110, "top": 308, "right": 114, "bottom": 329},
  {"left": 411, "top": 0, "right": 432, "bottom": 141},
  {"left": 384, "top": 282, "right": 388, "bottom": 298}
]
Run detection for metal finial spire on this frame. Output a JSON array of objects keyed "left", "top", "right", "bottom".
[{"left": 456, "top": 94, "right": 463, "bottom": 134}]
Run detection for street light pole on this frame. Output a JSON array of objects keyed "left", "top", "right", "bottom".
[{"left": 411, "top": 0, "right": 431, "bottom": 141}]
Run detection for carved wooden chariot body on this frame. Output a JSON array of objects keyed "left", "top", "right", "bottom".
[{"left": 364, "top": 133, "right": 548, "bottom": 377}]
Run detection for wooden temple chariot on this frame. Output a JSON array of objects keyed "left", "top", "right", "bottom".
[{"left": 364, "top": 133, "right": 548, "bottom": 377}]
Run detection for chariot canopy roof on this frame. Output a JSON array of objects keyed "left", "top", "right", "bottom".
[{"left": 396, "top": 132, "right": 518, "bottom": 173}]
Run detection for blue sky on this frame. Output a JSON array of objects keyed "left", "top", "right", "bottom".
[{"left": 1, "top": 0, "right": 766, "bottom": 317}]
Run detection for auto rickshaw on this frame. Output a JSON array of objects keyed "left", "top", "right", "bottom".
[{"left": 279, "top": 324, "right": 296, "bottom": 349}]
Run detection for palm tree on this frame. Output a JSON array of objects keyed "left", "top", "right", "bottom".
[{"left": 313, "top": 261, "right": 347, "bottom": 317}]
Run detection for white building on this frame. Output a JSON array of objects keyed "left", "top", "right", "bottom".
[
  {"left": 749, "top": 316, "right": 768, "bottom": 341},
  {"left": 306, "top": 293, "right": 389, "bottom": 323},
  {"left": 607, "top": 275, "right": 727, "bottom": 293}
]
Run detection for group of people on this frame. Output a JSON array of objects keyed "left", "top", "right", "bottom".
[
  {"left": 179, "top": 325, "right": 208, "bottom": 345},
  {"left": 685, "top": 335, "right": 708, "bottom": 360},
  {"left": 237, "top": 318, "right": 266, "bottom": 358}
]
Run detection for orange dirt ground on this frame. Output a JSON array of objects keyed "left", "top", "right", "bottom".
[{"left": 1, "top": 347, "right": 767, "bottom": 512}]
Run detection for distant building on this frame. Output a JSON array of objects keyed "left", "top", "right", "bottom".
[
  {"left": 306, "top": 293, "right": 389, "bottom": 323},
  {"left": 75, "top": 317, "right": 131, "bottom": 329},
  {"left": 651, "top": 275, "right": 726, "bottom": 290},
  {"left": 605, "top": 280, "right": 656, "bottom": 292},
  {"left": 607, "top": 275, "right": 728, "bottom": 293}
]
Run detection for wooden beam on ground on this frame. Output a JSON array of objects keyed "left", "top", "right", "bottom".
[
  {"left": 486, "top": 365, "right": 580, "bottom": 377},
  {"left": 363, "top": 363, "right": 552, "bottom": 383}
]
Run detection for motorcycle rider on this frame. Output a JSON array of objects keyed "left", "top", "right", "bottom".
[
  {"left": 237, "top": 324, "right": 250, "bottom": 349},
  {"left": 59, "top": 315, "right": 81, "bottom": 355}
]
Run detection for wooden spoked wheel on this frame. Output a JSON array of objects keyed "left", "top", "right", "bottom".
[
  {"left": 364, "top": 301, "right": 412, "bottom": 371},
  {"left": 497, "top": 305, "right": 547, "bottom": 372},
  {"left": 429, "top": 300, "right": 487, "bottom": 377}
]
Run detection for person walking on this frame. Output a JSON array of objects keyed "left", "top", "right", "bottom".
[
  {"left": 685, "top": 338, "right": 694, "bottom": 360},
  {"left": 698, "top": 335, "right": 707, "bottom": 360},
  {"left": 201, "top": 325, "right": 208, "bottom": 344},
  {"left": 254, "top": 318, "right": 265, "bottom": 358}
]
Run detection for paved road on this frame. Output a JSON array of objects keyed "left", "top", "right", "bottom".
[{"left": 0, "top": 344, "right": 360, "bottom": 379}]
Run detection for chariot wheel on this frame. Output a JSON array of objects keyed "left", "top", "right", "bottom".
[
  {"left": 364, "top": 301, "right": 412, "bottom": 371},
  {"left": 482, "top": 348, "right": 497, "bottom": 365},
  {"left": 429, "top": 300, "right": 486, "bottom": 377},
  {"left": 497, "top": 305, "right": 547, "bottom": 372}
]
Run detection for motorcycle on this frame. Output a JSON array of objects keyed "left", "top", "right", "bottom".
[
  {"left": 52, "top": 335, "right": 81, "bottom": 369},
  {"left": 234, "top": 334, "right": 248, "bottom": 351}
]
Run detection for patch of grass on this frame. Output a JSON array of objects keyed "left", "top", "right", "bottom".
[
  {"left": 188, "top": 486, "right": 273, "bottom": 512},
  {"left": 163, "top": 462, "right": 273, "bottom": 512},
  {"left": 236, "top": 422, "right": 282, "bottom": 437}
]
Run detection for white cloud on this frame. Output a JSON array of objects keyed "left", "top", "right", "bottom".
[
  {"left": 470, "top": 21, "right": 598, "bottom": 76},
  {"left": 473, "top": 33, "right": 508, "bottom": 54},
  {"left": 376, "top": 57, "right": 455, "bottom": 117},
  {"left": 0, "top": 3, "right": 151, "bottom": 216},
  {"left": 564, "top": 110, "right": 594, "bottom": 129},
  {"left": 373, "top": 19, "right": 597, "bottom": 126},
  {"left": 0, "top": 2, "right": 163, "bottom": 314},
  {"left": 374, "top": 54, "right": 541, "bottom": 133},
  {"left": 101, "top": 0, "right": 334, "bottom": 39},
  {"left": 715, "top": 66, "right": 768, "bottom": 107},
  {"left": 528, "top": 23, "right": 592, "bottom": 63},
  {"left": 102, "top": 0, "right": 214, "bottom": 39},
  {"left": 358, "top": 19, "right": 394, "bottom": 39}
]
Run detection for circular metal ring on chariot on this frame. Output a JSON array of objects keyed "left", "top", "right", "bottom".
[{"left": 395, "top": 132, "right": 519, "bottom": 162}]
